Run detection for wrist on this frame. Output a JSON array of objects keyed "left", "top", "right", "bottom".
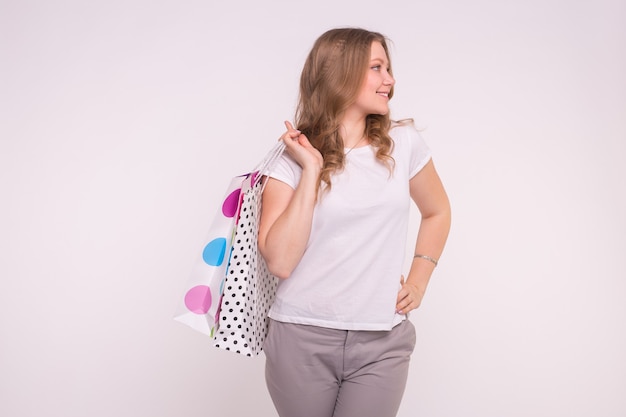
[{"left": 413, "top": 253, "right": 438, "bottom": 267}]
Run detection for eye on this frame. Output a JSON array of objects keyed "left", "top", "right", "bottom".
[{"left": 371, "top": 65, "right": 381, "bottom": 71}]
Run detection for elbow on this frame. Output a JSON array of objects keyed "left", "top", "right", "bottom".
[
  {"left": 265, "top": 259, "right": 292, "bottom": 280},
  {"left": 260, "top": 250, "right": 293, "bottom": 280},
  {"left": 259, "top": 240, "right": 298, "bottom": 279}
]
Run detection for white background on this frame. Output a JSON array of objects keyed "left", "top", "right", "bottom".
[{"left": 1, "top": 0, "right": 625, "bottom": 416}]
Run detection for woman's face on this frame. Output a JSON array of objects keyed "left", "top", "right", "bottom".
[{"left": 349, "top": 41, "right": 395, "bottom": 118}]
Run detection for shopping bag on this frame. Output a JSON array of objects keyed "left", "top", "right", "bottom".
[
  {"left": 173, "top": 174, "right": 247, "bottom": 336},
  {"left": 213, "top": 143, "right": 284, "bottom": 356}
]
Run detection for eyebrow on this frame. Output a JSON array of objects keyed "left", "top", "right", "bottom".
[
  {"left": 369, "top": 57, "right": 389, "bottom": 65},
  {"left": 370, "top": 57, "right": 389, "bottom": 64}
]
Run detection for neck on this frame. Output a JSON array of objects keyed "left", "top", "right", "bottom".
[{"left": 340, "top": 113, "right": 367, "bottom": 148}]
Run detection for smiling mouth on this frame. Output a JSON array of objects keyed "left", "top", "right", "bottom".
[{"left": 377, "top": 92, "right": 389, "bottom": 98}]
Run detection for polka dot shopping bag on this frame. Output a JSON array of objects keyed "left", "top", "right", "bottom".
[
  {"left": 213, "top": 172, "right": 279, "bottom": 356},
  {"left": 175, "top": 141, "right": 285, "bottom": 355}
]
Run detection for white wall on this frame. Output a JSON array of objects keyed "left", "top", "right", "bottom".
[{"left": 1, "top": 1, "right": 625, "bottom": 416}]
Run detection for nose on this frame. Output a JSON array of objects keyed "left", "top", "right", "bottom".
[{"left": 384, "top": 71, "right": 395, "bottom": 86}]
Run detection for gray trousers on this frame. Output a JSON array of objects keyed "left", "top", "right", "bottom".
[{"left": 264, "top": 319, "right": 416, "bottom": 417}]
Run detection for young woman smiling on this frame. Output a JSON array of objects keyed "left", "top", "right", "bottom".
[{"left": 259, "top": 28, "right": 451, "bottom": 417}]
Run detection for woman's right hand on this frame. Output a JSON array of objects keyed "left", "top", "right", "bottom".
[{"left": 280, "top": 121, "right": 323, "bottom": 172}]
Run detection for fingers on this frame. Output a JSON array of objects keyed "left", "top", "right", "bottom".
[
  {"left": 396, "top": 286, "right": 408, "bottom": 312},
  {"left": 396, "top": 282, "right": 422, "bottom": 314},
  {"left": 396, "top": 290, "right": 411, "bottom": 314},
  {"left": 396, "top": 295, "right": 414, "bottom": 314},
  {"left": 281, "top": 120, "right": 301, "bottom": 142},
  {"left": 279, "top": 120, "right": 323, "bottom": 171}
]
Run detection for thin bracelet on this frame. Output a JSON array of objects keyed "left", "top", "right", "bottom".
[{"left": 413, "top": 254, "right": 438, "bottom": 266}]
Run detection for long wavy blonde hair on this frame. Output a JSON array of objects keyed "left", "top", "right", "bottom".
[{"left": 295, "top": 28, "right": 395, "bottom": 190}]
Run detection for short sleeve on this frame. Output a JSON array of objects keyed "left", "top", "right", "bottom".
[
  {"left": 391, "top": 123, "right": 432, "bottom": 178},
  {"left": 267, "top": 152, "right": 302, "bottom": 190}
]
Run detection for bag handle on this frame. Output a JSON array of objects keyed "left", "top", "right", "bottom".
[{"left": 253, "top": 141, "right": 286, "bottom": 188}]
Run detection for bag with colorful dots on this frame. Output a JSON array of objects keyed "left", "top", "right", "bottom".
[
  {"left": 175, "top": 141, "right": 285, "bottom": 355},
  {"left": 173, "top": 174, "right": 246, "bottom": 337},
  {"left": 213, "top": 143, "right": 284, "bottom": 356}
]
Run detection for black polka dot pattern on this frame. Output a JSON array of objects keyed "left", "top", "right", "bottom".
[{"left": 213, "top": 179, "right": 278, "bottom": 357}]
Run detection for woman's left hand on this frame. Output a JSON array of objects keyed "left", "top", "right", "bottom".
[{"left": 396, "top": 276, "right": 425, "bottom": 315}]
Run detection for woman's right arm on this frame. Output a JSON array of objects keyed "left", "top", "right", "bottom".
[{"left": 258, "top": 122, "right": 323, "bottom": 279}]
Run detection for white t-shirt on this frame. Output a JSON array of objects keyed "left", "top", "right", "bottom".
[{"left": 266, "top": 123, "right": 432, "bottom": 331}]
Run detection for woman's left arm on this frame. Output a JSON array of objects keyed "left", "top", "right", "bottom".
[{"left": 396, "top": 159, "right": 451, "bottom": 314}]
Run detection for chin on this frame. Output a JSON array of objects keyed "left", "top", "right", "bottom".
[{"left": 376, "top": 108, "right": 390, "bottom": 116}]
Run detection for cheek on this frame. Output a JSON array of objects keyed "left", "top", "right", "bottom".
[{"left": 363, "top": 72, "right": 378, "bottom": 88}]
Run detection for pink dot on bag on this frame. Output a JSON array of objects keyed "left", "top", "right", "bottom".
[
  {"left": 184, "top": 285, "right": 212, "bottom": 314},
  {"left": 222, "top": 188, "right": 241, "bottom": 218}
]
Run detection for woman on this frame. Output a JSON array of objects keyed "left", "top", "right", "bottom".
[{"left": 258, "top": 28, "right": 451, "bottom": 417}]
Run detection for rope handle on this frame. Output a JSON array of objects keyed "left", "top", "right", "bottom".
[{"left": 253, "top": 141, "right": 286, "bottom": 189}]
